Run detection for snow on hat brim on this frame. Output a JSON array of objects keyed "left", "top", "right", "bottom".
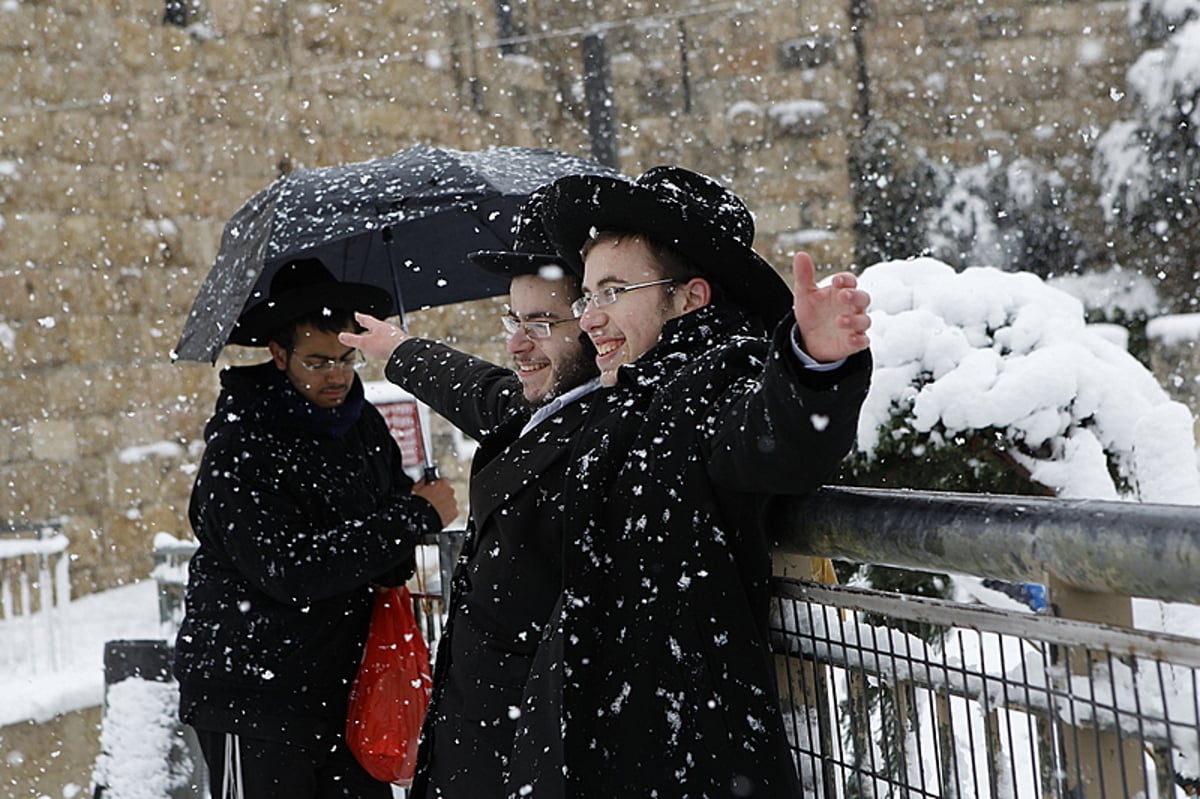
[
  {"left": 468, "top": 250, "right": 567, "bottom": 278},
  {"left": 467, "top": 186, "right": 572, "bottom": 279},
  {"left": 540, "top": 167, "right": 792, "bottom": 329}
]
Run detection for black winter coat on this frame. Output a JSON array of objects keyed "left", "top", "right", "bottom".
[
  {"left": 174, "top": 362, "right": 442, "bottom": 749},
  {"left": 384, "top": 340, "right": 597, "bottom": 798},
  {"left": 507, "top": 304, "right": 872, "bottom": 799}
]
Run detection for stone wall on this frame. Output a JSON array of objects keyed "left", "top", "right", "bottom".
[
  {"left": 0, "top": 0, "right": 1157, "bottom": 598},
  {"left": 0, "top": 0, "right": 1180, "bottom": 795},
  {"left": 0, "top": 0, "right": 1161, "bottom": 595}
]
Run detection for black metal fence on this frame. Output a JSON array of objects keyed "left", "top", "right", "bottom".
[
  {"left": 773, "top": 487, "right": 1200, "bottom": 798},
  {"left": 84, "top": 487, "right": 1200, "bottom": 798}
]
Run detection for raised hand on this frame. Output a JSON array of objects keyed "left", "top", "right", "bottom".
[
  {"left": 339, "top": 312, "right": 412, "bottom": 361},
  {"left": 791, "top": 252, "right": 871, "bottom": 363}
]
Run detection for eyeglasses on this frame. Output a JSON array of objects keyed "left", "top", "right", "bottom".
[
  {"left": 500, "top": 311, "right": 577, "bottom": 340},
  {"left": 569, "top": 278, "right": 676, "bottom": 318},
  {"left": 290, "top": 350, "right": 366, "bottom": 373}
]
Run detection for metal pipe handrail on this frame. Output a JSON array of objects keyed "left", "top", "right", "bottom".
[{"left": 776, "top": 486, "right": 1200, "bottom": 604}]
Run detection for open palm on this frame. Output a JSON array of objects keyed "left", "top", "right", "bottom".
[{"left": 791, "top": 252, "right": 871, "bottom": 363}]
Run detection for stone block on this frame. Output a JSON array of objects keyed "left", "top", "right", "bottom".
[
  {"left": 0, "top": 416, "right": 21, "bottom": 462},
  {"left": 243, "top": 2, "right": 286, "bottom": 38},
  {"left": 108, "top": 450, "right": 193, "bottom": 510},
  {"left": 726, "top": 101, "right": 768, "bottom": 147},
  {"left": 159, "top": 26, "right": 197, "bottom": 72},
  {"left": 0, "top": 317, "right": 65, "bottom": 372},
  {"left": 96, "top": 509, "right": 158, "bottom": 585},
  {"left": 28, "top": 418, "right": 79, "bottom": 461},
  {"left": 0, "top": 266, "right": 60, "bottom": 321},
  {"left": 2, "top": 457, "right": 100, "bottom": 522},
  {"left": 779, "top": 34, "right": 839, "bottom": 71},
  {"left": 0, "top": 2, "right": 37, "bottom": 52},
  {"left": 62, "top": 314, "right": 125, "bottom": 369},
  {"left": 921, "top": 8, "right": 979, "bottom": 46},
  {"left": 114, "top": 16, "right": 155, "bottom": 70},
  {"left": 976, "top": 7, "right": 1025, "bottom": 40},
  {"left": 46, "top": 265, "right": 110, "bottom": 317},
  {"left": 71, "top": 414, "right": 115, "bottom": 459},
  {"left": 0, "top": 109, "right": 44, "bottom": 157},
  {"left": 0, "top": 374, "right": 48, "bottom": 423}
]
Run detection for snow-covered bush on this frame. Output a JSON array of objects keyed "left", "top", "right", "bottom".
[
  {"left": 1048, "top": 267, "right": 1164, "bottom": 365},
  {"left": 851, "top": 122, "right": 1089, "bottom": 280},
  {"left": 1091, "top": 0, "right": 1200, "bottom": 312},
  {"left": 841, "top": 258, "right": 1200, "bottom": 504},
  {"left": 923, "top": 157, "right": 1090, "bottom": 279}
]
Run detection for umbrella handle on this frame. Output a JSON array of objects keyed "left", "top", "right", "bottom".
[{"left": 423, "top": 465, "right": 441, "bottom": 482}]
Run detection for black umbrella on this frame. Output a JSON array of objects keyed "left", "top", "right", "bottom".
[{"left": 173, "top": 145, "right": 622, "bottom": 363}]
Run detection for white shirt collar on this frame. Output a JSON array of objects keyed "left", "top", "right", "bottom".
[{"left": 520, "top": 378, "right": 603, "bottom": 437}]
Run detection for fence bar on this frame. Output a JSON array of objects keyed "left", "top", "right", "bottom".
[{"left": 776, "top": 486, "right": 1200, "bottom": 604}]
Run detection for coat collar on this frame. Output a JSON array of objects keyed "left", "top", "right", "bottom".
[
  {"left": 615, "top": 302, "right": 761, "bottom": 390},
  {"left": 467, "top": 393, "right": 597, "bottom": 528}
]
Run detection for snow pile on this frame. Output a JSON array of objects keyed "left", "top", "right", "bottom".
[
  {"left": 857, "top": 257, "right": 1200, "bottom": 503},
  {"left": 91, "top": 676, "right": 200, "bottom": 796},
  {"left": 1148, "top": 312, "right": 1200, "bottom": 346},
  {"left": 91, "top": 678, "right": 197, "bottom": 799},
  {"left": 1048, "top": 267, "right": 1162, "bottom": 320}
]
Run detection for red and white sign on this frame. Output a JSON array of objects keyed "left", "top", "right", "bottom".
[
  {"left": 364, "top": 381, "right": 431, "bottom": 470},
  {"left": 376, "top": 399, "right": 426, "bottom": 468}
]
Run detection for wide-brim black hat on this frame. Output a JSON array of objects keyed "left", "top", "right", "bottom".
[
  {"left": 468, "top": 187, "right": 571, "bottom": 279},
  {"left": 540, "top": 165, "right": 792, "bottom": 328},
  {"left": 228, "top": 258, "right": 393, "bottom": 346}
]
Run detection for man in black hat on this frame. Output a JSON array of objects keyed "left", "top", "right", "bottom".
[
  {"left": 504, "top": 166, "right": 873, "bottom": 798},
  {"left": 339, "top": 205, "right": 601, "bottom": 798},
  {"left": 174, "top": 258, "right": 458, "bottom": 799}
]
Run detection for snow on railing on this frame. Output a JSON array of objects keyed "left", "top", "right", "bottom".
[
  {"left": 0, "top": 519, "right": 70, "bottom": 674},
  {"left": 151, "top": 532, "right": 198, "bottom": 640}
]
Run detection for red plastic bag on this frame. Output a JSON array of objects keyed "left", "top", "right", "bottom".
[{"left": 345, "top": 585, "right": 432, "bottom": 786}]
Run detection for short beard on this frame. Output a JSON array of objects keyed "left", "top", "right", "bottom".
[{"left": 523, "top": 351, "right": 598, "bottom": 409}]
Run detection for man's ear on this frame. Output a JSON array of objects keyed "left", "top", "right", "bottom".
[
  {"left": 267, "top": 340, "right": 288, "bottom": 370},
  {"left": 678, "top": 277, "right": 712, "bottom": 314}
]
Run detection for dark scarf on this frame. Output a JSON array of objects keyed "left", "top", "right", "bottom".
[{"left": 273, "top": 367, "right": 366, "bottom": 438}]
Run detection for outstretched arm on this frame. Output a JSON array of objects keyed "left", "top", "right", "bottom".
[
  {"left": 792, "top": 252, "right": 871, "bottom": 363},
  {"left": 344, "top": 312, "right": 527, "bottom": 441},
  {"left": 339, "top": 312, "right": 412, "bottom": 361}
]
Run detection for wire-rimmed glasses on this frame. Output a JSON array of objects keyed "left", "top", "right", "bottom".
[{"left": 569, "top": 278, "right": 676, "bottom": 318}]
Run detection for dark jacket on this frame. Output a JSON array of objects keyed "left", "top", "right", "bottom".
[
  {"left": 174, "top": 362, "right": 442, "bottom": 748},
  {"left": 508, "top": 304, "right": 872, "bottom": 798},
  {"left": 384, "top": 339, "right": 597, "bottom": 798}
]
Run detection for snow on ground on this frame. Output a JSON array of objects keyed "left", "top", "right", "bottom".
[{"left": 0, "top": 579, "right": 160, "bottom": 728}]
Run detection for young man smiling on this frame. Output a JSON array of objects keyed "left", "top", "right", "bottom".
[
  {"left": 341, "top": 205, "right": 601, "bottom": 798},
  {"left": 505, "top": 166, "right": 873, "bottom": 799},
  {"left": 174, "top": 258, "right": 457, "bottom": 799}
]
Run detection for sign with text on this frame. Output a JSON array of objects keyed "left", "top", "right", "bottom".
[{"left": 376, "top": 399, "right": 427, "bottom": 469}]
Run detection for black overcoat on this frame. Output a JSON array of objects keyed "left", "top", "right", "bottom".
[
  {"left": 385, "top": 340, "right": 598, "bottom": 798},
  {"left": 174, "top": 362, "right": 442, "bottom": 748},
  {"left": 508, "top": 304, "right": 872, "bottom": 798}
]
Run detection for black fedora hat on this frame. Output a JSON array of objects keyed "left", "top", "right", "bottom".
[
  {"left": 228, "top": 258, "right": 393, "bottom": 346},
  {"left": 539, "top": 166, "right": 792, "bottom": 328},
  {"left": 468, "top": 189, "right": 569, "bottom": 279}
]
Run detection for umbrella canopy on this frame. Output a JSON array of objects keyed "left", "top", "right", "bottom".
[{"left": 173, "top": 145, "right": 622, "bottom": 363}]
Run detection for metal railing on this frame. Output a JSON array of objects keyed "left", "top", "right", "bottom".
[
  {"left": 107, "top": 488, "right": 1200, "bottom": 798},
  {"left": 771, "top": 487, "right": 1200, "bottom": 798},
  {"left": 0, "top": 519, "right": 70, "bottom": 674}
]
